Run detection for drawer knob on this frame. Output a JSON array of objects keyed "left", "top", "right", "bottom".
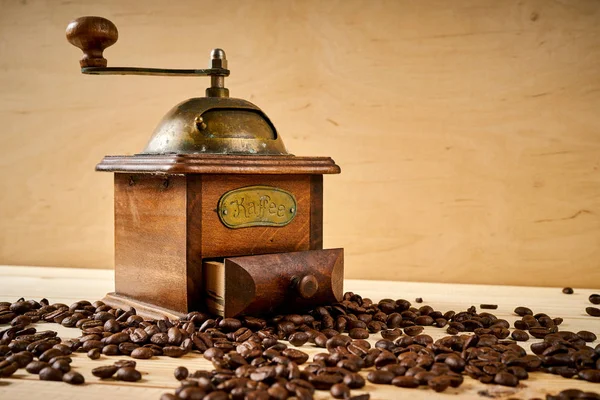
[{"left": 293, "top": 275, "right": 319, "bottom": 299}]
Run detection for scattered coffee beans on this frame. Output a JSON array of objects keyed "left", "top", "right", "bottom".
[
  {"left": 116, "top": 366, "right": 142, "bottom": 382},
  {"left": 63, "top": 371, "right": 85, "bottom": 385},
  {"left": 1, "top": 291, "right": 599, "bottom": 399},
  {"left": 173, "top": 366, "right": 188, "bottom": 381},
  {"left": 586, "top": 307, "right": 600, "bottom": 317}
]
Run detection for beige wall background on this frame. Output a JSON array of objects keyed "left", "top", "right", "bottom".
[{"left": 1, "top": 0, "right": 599, "bottom": 287}]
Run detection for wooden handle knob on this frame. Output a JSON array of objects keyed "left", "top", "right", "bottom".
[
  {"left": 296, "top": 275, "right": 319, "bottom": 299},
  {"left": 66, "top": 16, "right": 118, "bottom": 68}
]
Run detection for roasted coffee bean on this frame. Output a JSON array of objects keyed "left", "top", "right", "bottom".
[
  {"left": 577, "top": 330, "right": 597, "bottom": 342},
  {"left": 343, "top": 372, "right": 366, "bottom": 389},
  {"left": 380, "top": 328, "right": 402, "bottom": 340},
  {"left": 404, "top": 326, "right": 424, "bottom": 336},
  {"left": 367, "top": 370, "right": 395, "bottom": 384},
  {"left": 114, "top": 360, "right": 136, "bottom": 368},
  {"left": 415, "top": 298, "right": 423, "bottom": 303},
  {"left": 39, "top": 348, "right": 63, "bottom": 362},
  {"left": 494, "top": 371, "right": 518, "bottom": 387},
  {"left": 52, "top": 359, "right": 71, "bottom": 373},
  {"left": 163, "top": 346, "right": 186, "bottom": 358},
  {"left": 511, "top": 329, "right": 529, "bottom": 341},
  {"left": 174, "top": 366, "right": 189, "bottom": 381},
  {"left": 116, "top": 367, "right": 142, "bottom": 382},
  {"left": 562, "top": 287, "right": 574, "bottom": 294},
  {"left": 578, "top": 369, "right": 600, "bottom": 383},
  {"left": 586, "top": 307, "right": 600, "bottom": 317},
  {"left": 349, "top": 328, "right": 369, "bottom": 339},
  {"left": 590, "top": 294, "right": 600, "bottom": 305},
  {"left": 92, "top": 365, "right": 118, "bottom": 379},
  {"left": 0, "top": 361, "right": 19, "bottom": 377},
  {"left": 428, "top": 375, "right": 451, "bottom": 392},
  {"left": 130, "top": 346, "right": 154, "bottom": 359},
  {"left": 392, "top": 375, "right": 419, "bottom": 388},
  {"left": 480, "top": 304, "right": 498, "bottom": 310},
  {"left": 7, "top": 351, "right": 34, "bottom": 368},
  {"left": 39, "top": 366, "right": 63, "bottom": 381},
  {"left": 309, "top": 373, "right": 343, "bottom": 390},
  {"left": 219, "top": 318, "right": 242, "bottom": 332},
  {"left": 514, "top": 306, "right": 533, "bottom": 316},
  {"left": 26, "top": 360, "right": 50, "bottom": 374},
  {"left": 63, "top": 371, "right": 85, "bottom": 385},
  {"left": 288, "top": 332, "right": 309, "bottom": 347},
  {"left": 281, "top": 348, "right": 309, "bottom": 364},
  {"left": 330, "top": 383, "right": 350, "bottom": 399}
]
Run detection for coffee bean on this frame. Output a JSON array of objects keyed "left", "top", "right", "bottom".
[
  {"left": 116, "top": 367, "right": 142, "bottom": 382},
  {"left": 177, "top": 386, "right": 207, "bottom": 399},
  {"left": 514, "top": 306, "right": 533, "bottom": 316},
  {"left": 219, "top": 318, "right": 242, "bottom": 332},
  {"left": 114, "top": 359, "right": 136, "bottom": 369},
  {"left": 586, "top": 307, "right": 600, "bottom": 317},
  {"left": 52, "top": 359, "right": 71, "bottom": 373},
  {"left": 494, "top": 371, "right": 518, "bottom": 387},
  {"left": 39, "top": 366, "right": 63, "bottom": 381},
  {"left": 348, "top": 395, "right": 370, "bottom": 400},
  {"left": 25, "top": 360, "right": 49, "bottom": 374},
  {"left": 511, "top": 329, "right": 529, "bottom": 341},
  {"left": 404, "top": 326, "right": 424, "bottom": 336},
  {"left": 367, "top": 370, "right": 395, "bottom": 384},
  {"left": 415, "top": 298, "right": 423, "bottom": 303},
  {"left": 288, "top": 332, "right": 309, "bottom": 347},
  {"left": 92, "top": 365, "right": 118, "bottom": 379},
  {"left": 349, "top": 328, "right": 369, "bottom": 339},
  {"left": 562, "top": 287, "right": 574, "bottom": 294},
  {"left": 577, "top": 330, "right": 597, "bottom": 342},
  {"left": 343, "top": 372, "right": 365, "bottom": 389},
  {"left": 309, "top": 373, "right": 343, "bottom": 390},
  {"left": 392, "top": 375, "right": 419, "bottom": 388},
  {"left": 0, "top": 361, "right": 19, "bottom": 377},
  {"left": 281, "top": 348, "right": 309, "bottom": 364},
  {"left": 330, "top": 383, "right": 350, "bottom": 399},
  {"left": 163, "top": 346, "right": 186, "bottom": 358},
  {"left": 480, "top": 304, "right": 498, "bottom": 310},
  {"left": 63, "top": 371, "right": 85, "bottom": 385},
  {"left": 428, "top": 375, "right": 451, "bottom": 392},
  {"left": 173, "top": 366, "right": 189, "bottom": 381},
  {"left": 131, "top": 347, "right": 154, "bottom": 359},
  {"left": 578, "top": 369, "right": 600, "bottom": 383},
  {"left": 6, "top": 351, "right": 34, "bottom": 368},
  {"left": 204, "top": 347, "right": 224, "bottom": 361},
  {"left": 590, "top": 294, "right": 600, "bottom": 305}
]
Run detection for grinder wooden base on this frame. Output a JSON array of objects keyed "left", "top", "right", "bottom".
[{"left": 102, "top": 292, "right": 186, "bottom": 320}]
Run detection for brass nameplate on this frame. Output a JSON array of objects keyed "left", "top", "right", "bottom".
[{"left": 218, "top": 186, "right": 297, "bottom": 229}]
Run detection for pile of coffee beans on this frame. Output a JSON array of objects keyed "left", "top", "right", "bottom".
[{"left": 1, "top": 292, "right": 599, "bottom": 399}]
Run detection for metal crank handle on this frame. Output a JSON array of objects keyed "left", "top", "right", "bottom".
[{"left": 66, "top": 16, "right": 230, "bottom": 78}]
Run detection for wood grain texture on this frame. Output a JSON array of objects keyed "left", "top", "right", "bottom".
[
  {"left": 114, "top": 174, "right": 189, "bottom": 312},
  {"left": 1, "top": 1, "right": 600, "bottom": 286},
  {"left": 0, "top": 265, "right": 599, "bottom": 400},
  {"left": 199, "top": 174, "right": 312, "bottom": 258}
]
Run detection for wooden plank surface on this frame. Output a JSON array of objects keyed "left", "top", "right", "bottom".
[
  {"left": 1, "top": 1, "right": 600, "bottom": 287},
  {"left": 0, "top": 265, "right": 599, "bottom": 399}
]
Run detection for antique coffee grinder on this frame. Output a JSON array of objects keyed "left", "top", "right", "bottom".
[{"left": 66, "top": 17, "right": 343, "bottom": 319}]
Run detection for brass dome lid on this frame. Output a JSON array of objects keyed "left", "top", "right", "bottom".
[{"left": 142, "top": 96, "right": 288, "bottom": 155}]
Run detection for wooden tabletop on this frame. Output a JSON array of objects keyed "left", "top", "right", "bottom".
[{"left": 0, "top": 265, "right": 598, "bottom": 399}]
